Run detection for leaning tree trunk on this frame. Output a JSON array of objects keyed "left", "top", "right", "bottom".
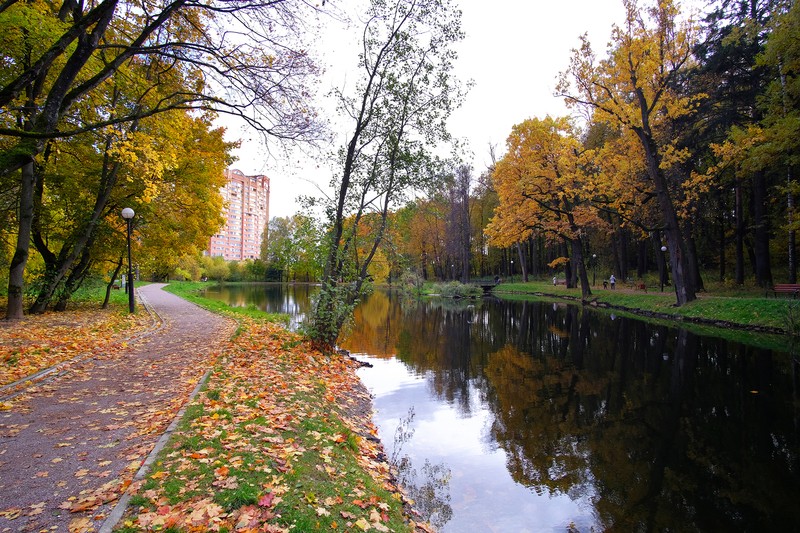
[
  {"left": 636, "top": 129, "right": 696, "bottom": 306},
  {"left": 103, "top": 256, "right": 125, "bottom": 309},
  {"left": 54, "top": 243, "right": 94, "bottom": 311}
]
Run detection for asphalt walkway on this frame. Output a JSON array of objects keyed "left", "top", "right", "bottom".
[{"left": 0, "top": 284, "right": 235, "bottom": 532}]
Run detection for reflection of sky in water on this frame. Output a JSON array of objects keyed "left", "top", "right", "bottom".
[{"left": 357, "top": 356, "right": 597, "bottom": 533}]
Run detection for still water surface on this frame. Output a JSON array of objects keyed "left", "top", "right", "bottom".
[{"left": 202, "top": 283, "right": 799, "bottom": 532}]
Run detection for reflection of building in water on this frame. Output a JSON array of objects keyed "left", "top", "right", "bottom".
[{"left": 207, "top": 169, "right": 270, "bottom": 260}]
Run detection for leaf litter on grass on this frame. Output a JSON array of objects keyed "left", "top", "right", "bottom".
[
  {"left": 0, "top": 304, "right": 153, "bottom": 389},
  {"left": 120, "top": 318, "right": 430, "bottom": 532}
]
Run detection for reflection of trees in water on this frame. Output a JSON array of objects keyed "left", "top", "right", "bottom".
[
  {"left": 338, "top": 289, "right": 800, "bottom": 530},
  {"left": 388, "top": 408, "right": 453, "bottom": 530},
  {"left": 483, "top": 306, "right": 800, "bottom": 531}
]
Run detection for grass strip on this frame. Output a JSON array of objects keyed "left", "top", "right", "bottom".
[
  {"left": 491, "top": 280, "right": 796, "bottom": 333},
  {"left": 162, "top": 281, "right": 290, "bottom": 325},
  {"left": 116, "top": 316, "right": 420, "bottom": 533}
]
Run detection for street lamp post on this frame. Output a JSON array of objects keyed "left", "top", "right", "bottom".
[
  {"left": 660, "top": 245, "right": 667, "bottom": 292},
  {"left": 510, "top": 259, "right": 514, "bottom": 283},
  {"left": 592, "top": 253, "right": 597, "bottom": 287},
  {"left": 122, "top": 208, "right": 135, "bottom": 313}
]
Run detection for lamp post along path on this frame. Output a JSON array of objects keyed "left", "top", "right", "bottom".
[{"left": 122, "top": 208, "right": 135, "bottom": 313}]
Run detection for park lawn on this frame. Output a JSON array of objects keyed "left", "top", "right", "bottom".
[{"left": 494, "top": 280, "right": 795, "bottom": 332}]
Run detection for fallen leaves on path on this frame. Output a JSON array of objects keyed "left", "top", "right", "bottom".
[
  {"left": 0, "top": 298, "right": 227, "bottom": 532},
  {"left": 122, "top": 318, "right": 429, "bottom": 532},
  {"left": 0, "top": 303, "right": 152, "bottom": 388}
]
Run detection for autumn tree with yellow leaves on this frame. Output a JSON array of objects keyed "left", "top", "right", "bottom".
[
  {"left": 0, "top": 0, "right": 326, "bottom": 319},
  {"left": 557, "top": 0, "right": 703, "bottom": 305},
  {"left": 487, "top": 116, "right": 608, "bottom": 299}
]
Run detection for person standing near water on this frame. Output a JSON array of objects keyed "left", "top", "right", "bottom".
[{"left": 609, "top": 274, "right": 616, "bottom": 289}]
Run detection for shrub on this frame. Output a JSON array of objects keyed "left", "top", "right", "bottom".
[
  {"left": 433, "top": 281, "right": 481, "bottom": 299},
  {"left": 399, "top": 270, "right": 425, "bottom": 296}
]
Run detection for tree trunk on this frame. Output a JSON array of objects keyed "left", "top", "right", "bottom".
[
  {"left": 751, "top": 171, "right": 773, "bottom": 288},
  {"left": 635, "top": 128, "right": 696, "bottom": 305},
  {"left": 735, "top": 180, "right": 745, "bottom": 284},
  {"left": 616, "top": 225, "right": 629, "bottom": 282},
  {"left": 789, "top": 166, "right": 797, "bottom": 284},
  {"left": 529, "top": 236, "right": 540, "bottom": 278},
  {"left": 683, "top": 219, "right": 704, "bottom": 292},
  {"left": 637, "top": 238, "right": 647, "bottom": 279},
  {"left": 561, "top": 240, "right": 574, "bottom": 288},
  {"left": 103, "top": 256, "right": 124, "bottom": 309},
  {"left": 717, "top": 195, "right": 726, "bottom": 282},
  {"left": 6, "top": 162, "right": 36, "bottom": 320},
  {"left": 54, "top": 244, "right": 93, "bottom": 311},
  {"left": 515, "top": 242, "right": 528, "bottom": 282},
  {"left": 569, "top": 237, "right": 592, "bottom": 300}
]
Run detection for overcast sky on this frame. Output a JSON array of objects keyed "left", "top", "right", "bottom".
[{"left": 226, "top": 0, "right": 704, "bottom": 219}]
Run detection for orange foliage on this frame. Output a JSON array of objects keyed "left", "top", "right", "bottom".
[{"left": 487, "top": 116, "right": 609, "bottom": 247}]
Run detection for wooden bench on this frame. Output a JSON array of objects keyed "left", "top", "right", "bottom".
[{"left": 769, "top": 283, "right": 800, "bottom": 298}]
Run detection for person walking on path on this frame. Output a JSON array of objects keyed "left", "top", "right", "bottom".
[{"left": 0, "top": 284, "right": 235, "bottom": 532}]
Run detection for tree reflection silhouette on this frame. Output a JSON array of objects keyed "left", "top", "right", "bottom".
[
  {"left": 347, "top": 293, "right": 800, "bottom": 530},
  {"left": 388, "top": 408, "right": 453, "bottom": 530}
]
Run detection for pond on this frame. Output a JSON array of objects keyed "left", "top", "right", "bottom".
[{"left": 202, "top": 283, "right": 799, "bottom": 532}]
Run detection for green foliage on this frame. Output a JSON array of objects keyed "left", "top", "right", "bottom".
[
  {"left": 399, "top": 270, "right": 425, "bottom": 296},
  {"left": 264, "top": 215, "right": 323, "bottom": 282},
  {"left": 303, "top": 283, "right": 361, "bottom": 352},
  {"left": 311, "top": 0, "right": 467, "bottom": 350},
  {"left": 201, "top": 256, "right": 230, "bottom": 283}
]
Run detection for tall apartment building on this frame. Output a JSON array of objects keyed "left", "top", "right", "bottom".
[{"left": 207, "top": 169, "right": 270, "bottom": 260}]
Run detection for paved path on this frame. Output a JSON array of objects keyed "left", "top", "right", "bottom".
[{"left": 0, "top": 284, "right": 235, "bottom": 532}]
